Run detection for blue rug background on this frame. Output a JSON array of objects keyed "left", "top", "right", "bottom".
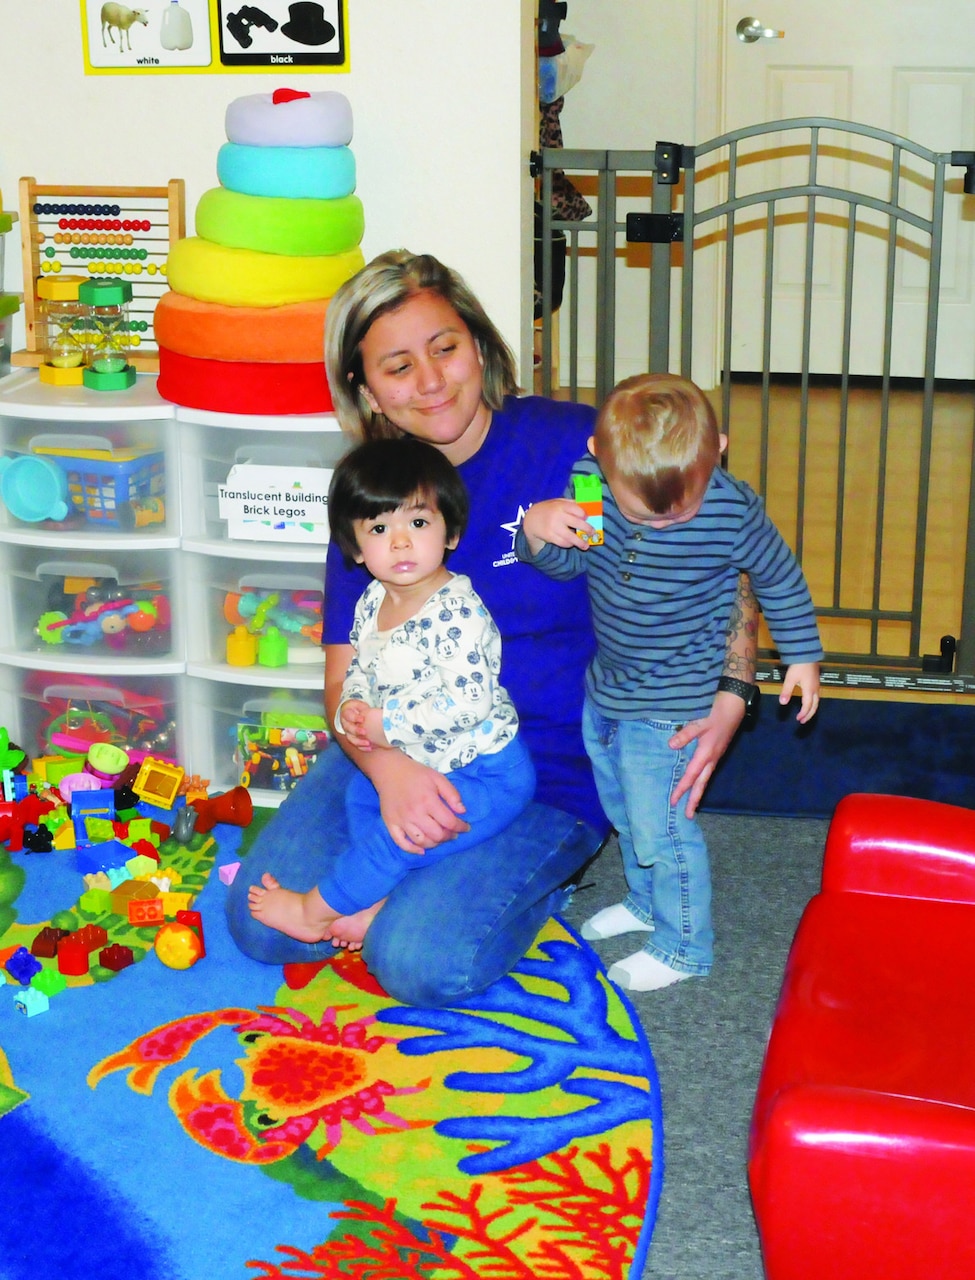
[
  {"left": 0, "top": 823, "right": 662, "bottom": 1280},
  {"left": 705, "top": 696, "right": 975, "bottom": 817}
]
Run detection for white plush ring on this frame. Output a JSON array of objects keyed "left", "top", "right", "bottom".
[
  {"left": 195, "top": 187, "right": 364, "bottom": 258},
  {"left": 225, "top": 90, "right": 353, "bottom": 148},
  {"left": 217, "top": 142, "right": 356, "bottom": 201}
]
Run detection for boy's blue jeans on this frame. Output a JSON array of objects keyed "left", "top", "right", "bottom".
[
  {"left": 582, "top": 697, "right": 714, "bottom": 976},
  {"left": 225, "top": 744, "right": 602, "bottom": 1006}
]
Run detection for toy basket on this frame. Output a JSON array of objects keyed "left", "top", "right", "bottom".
[{"left": 30, "top": 434, "right": 165, "bottom": 528}]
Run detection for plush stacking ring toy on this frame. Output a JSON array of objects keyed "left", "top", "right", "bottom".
[
  {"left": 195, "top": 187, "right": 363, "bottom": 258},
  {"left": 217, "top": 142, "right": 355, "bottom": 201},
  {"left": 157, "top": 347, "right": 333, "bottom": 415},
  {"left": 225, "top": 89, "right": 353, "bottom": 148},
  {"left": 153, "top": 292, "right": 329, "bottom": 363},
  {"left": 166, "top": 237, "right": 364, "bottom": 308}
]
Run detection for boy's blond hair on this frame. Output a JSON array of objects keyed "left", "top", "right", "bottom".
[{"left": 592, "top": 373, "right": 722, "bottom": 514}]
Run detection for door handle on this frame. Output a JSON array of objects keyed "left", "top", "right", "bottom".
[{"left": 736, "top": 16, "right": 785, "bottom": 42}]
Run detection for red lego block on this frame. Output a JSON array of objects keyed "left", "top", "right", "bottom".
[
  {"left": 57, "top": 937, "right": 90, "bottom": 976},
  {"left": 176, "top": 909, "right": 205, "bottom": 957},
  {"left": 74, "top": 923, "right": 108, "bottom": 953},
  {"left": 99, "top": 943, "right": 135, "bottom": 971},
  {"left": 128, "top": 898, "right": 165, "bottom": 926},
  {"left": 30, "top": 926, "right": 70, "bottom": 958},
  {"left": 129, "top": 838, "right": 160, "bottom": 863}
]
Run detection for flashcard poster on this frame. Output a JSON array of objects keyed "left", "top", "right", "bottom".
[{"left": 81, "top": 0, "right": 348, "bottom": 74}]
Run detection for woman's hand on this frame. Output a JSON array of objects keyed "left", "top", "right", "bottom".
[
  {"left": 522, "top": 498, "right": 593, "bottom": 554},
  {"left": 326, "top": 645, "right": 469, "bottom": 853},
  {"left": 668, "top": 692, "right": 747, "bottom": 818},
  {"left": 367, "top": 747, "right": 470, "bottom": 853}
]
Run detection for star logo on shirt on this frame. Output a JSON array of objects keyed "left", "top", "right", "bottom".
[{"left": 500, "top": 505, "right": 529, "bottom": 550}]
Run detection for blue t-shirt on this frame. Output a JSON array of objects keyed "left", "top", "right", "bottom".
[{"left": 323, "top": 395, "right": 606, "bottom": 832}]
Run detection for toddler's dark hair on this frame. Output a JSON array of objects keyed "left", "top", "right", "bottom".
[{"left": 328, "top": 438, "right": 469, "bottom": 561}]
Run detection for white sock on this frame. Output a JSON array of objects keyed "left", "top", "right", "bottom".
[
  {"left": 580, "top": 902, "right": 654, "bottom": 941},
  {"left": 607, "top": 950, "right": 692, "bottom": 992}
]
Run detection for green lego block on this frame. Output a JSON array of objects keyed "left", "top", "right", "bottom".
[
  {"left": 573, "top": 473, "right": 603, "bottom": 505},
  {"left": 31, "top": 967, "right": 68, "bottom": 997}
]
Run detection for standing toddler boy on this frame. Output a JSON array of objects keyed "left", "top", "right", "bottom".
[{"left": 517, "top": 373, "right": 822, "bottom": 991}]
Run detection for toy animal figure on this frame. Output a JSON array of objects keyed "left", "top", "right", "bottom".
[{"left": 100, "top": 2, "right": 149, "bottom": 51}]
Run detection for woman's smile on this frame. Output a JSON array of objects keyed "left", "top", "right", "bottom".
[{"left": 358, "top": 289, "right": 491, "bottom": 464}]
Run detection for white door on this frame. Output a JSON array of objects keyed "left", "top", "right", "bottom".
[{"left": 708, "top": 1, "right": 975, "bottom": 379}]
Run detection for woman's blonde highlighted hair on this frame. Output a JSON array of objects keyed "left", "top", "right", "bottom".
[{"left": 324, "top": 250, "right": 521, "bottom": 441}]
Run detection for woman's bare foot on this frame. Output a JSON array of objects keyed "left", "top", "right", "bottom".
[
  {"left": 328, "top": 898, "right": 387, "bottom": 951},
  {"left": 247, "top": 872, "right": 338, "bottom": 943}
]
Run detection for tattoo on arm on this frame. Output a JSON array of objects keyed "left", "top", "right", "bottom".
[{"left": 722, "top": 573, "right": 758, "bottom": 682}]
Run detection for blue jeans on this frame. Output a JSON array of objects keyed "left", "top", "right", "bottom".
[
  {"left": 582, "top": 697, "right": 714, "bottom": 976},
  {"left": 225, "top": 745, "right": 602, "bottom": 1005},
  {"left": 324, "top": 736, "right": 536, "bottom": 915}
]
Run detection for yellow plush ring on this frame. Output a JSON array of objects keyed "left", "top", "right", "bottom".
[
  {"left": 195, "top": 188, "right": 364, "bottom": 258},
  {"left": 153, "top": 292, "right": 329, "bottom": 363},
  {"left": 166, "top": 237, "right": 365, "bottom": 308}
]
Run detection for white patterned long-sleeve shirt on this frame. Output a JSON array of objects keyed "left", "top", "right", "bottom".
[{"left": 335, "top": 573, "right": 520, "bottom": 772}]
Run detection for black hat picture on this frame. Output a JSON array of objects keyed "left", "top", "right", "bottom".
[{"left": 281, "top": 1, "right": 335, "bottom": 45}]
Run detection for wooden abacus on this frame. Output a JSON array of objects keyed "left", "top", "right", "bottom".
[{"left": 12, "top": 176, "right": 185, "bottom": 374}]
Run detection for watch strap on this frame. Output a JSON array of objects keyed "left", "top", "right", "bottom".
[{"left": 717, "top": 675, "right": 757, "bottom": 704}]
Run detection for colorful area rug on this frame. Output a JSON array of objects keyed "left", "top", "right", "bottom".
[{"left": 0, "top": 817, "right": 662, "bottom": 1279}]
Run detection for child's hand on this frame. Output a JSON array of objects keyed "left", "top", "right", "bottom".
[
  {"left": 522, "top": 498, "right": 594, "bottom": 554},
  {"left": 780, "top": 662, "right": 821, "bottom": 723},
  {"left": 340, "top": 699, "right": 389, "bottom": 751}
]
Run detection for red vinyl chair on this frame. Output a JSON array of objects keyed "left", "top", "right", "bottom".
[{"left": 748, "top": 793, "right": 975, "bottom": 1280}]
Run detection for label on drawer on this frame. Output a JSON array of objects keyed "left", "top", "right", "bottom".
[{"left": 218, "top": 464, "right": 331, "bottom": 543}]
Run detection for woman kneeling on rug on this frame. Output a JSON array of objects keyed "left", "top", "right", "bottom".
[{"left": 224, "top": 249, "right": 753, "bottom": 1006}]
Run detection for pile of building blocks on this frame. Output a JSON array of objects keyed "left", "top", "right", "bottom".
[{"left": 0, "top": 725, "right": 250, "bottom": 1016}]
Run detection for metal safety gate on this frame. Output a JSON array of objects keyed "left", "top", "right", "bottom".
[{"left": 534, "top": 118, "right": 975, "bottom": 688}]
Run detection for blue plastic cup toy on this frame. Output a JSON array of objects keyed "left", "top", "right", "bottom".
[{"left": 0, "top": 454, "right": 69, "bottom": 522}]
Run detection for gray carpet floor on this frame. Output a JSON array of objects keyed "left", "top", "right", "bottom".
[{"left": 560, "top": 811, "right": 830, "bottom": 1280}]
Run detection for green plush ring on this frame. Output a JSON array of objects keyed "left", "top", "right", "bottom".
[
  {"left": 166, "top": 237, "right": 365, "bottom": 308},
  {"left": 195, "top": 187, "right": 364, "bottom": 258}
]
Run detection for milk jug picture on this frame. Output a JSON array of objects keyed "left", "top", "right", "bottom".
[{"left": 160, "top": 0, "right": 193, "bottom": 49}]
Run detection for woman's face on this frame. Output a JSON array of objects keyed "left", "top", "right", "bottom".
[{"left": 357, "top": 289, "right": 491, "bottom": 464}]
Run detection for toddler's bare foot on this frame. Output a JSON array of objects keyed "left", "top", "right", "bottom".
[
  {"left": 328, "top": 898, "right": 387, "bottom": 951},
  {"left": 248, "top": 872, "right": 337, "bottom": 943}
]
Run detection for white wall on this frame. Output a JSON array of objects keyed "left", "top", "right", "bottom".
[
  {"left": 0, "top": 0, "right": 537, "bottom": 377},
  {"left": 557, "top": 1, "right": 702, "bottom": 148}
]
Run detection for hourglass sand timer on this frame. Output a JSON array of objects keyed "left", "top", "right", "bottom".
[
  {"left": 38, "top": 275, "right": 89, "bottom": 386},
  {"left": 80, "top": 278, "right": 137, "bottom": 390}
]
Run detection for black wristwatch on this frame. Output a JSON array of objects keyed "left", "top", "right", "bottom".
[{"left": 717, "top": 676, "right": 760, "bottom": 723}]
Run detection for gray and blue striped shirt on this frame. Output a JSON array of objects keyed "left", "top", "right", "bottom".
[{"left": 515, "top": 454, "right": 823, "bottom": 721}]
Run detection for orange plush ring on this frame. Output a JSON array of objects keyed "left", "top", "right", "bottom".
[{"left": 153, "top": 293, "right": 328, "bottom": 363}]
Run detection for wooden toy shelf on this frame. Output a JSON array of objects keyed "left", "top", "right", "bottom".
[{"left": 11, "top": 177, "right": 185, "bottom": 375}]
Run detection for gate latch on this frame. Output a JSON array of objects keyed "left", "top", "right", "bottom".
[{"left": 626, "top": 213, "right": 683, "bottom": 244}]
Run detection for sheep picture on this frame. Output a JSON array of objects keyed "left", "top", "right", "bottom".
[{"left": 100, "top": 3, "right": 149, "bottom": 52}]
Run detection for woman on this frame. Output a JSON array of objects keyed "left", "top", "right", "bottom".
[{"left": 225, "top": 250, "right": 754, "bottom": 1005}]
